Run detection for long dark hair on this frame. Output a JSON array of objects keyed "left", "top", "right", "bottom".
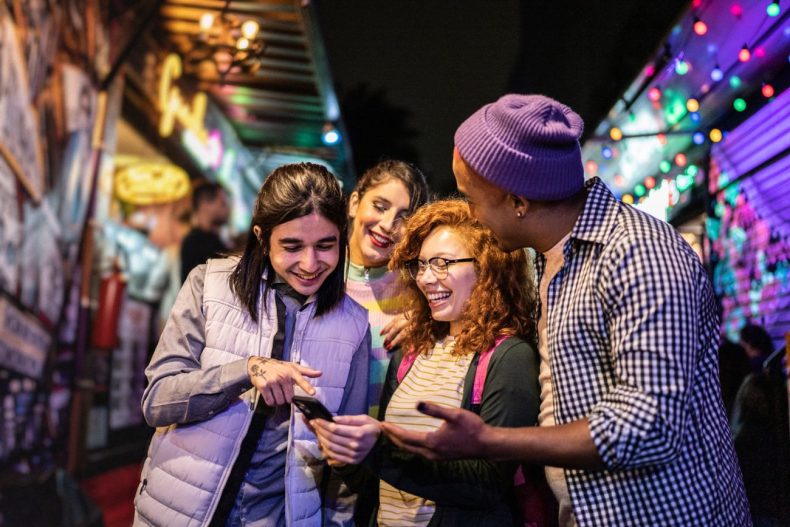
[{"left": 229, "top": 163, "right": 348, "bottom": 320}]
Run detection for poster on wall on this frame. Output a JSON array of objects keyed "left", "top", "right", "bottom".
[
  {"left": 0, "top": 157, "right": 21, "bottom": 293},
  {"left": 19, "top": 200, "right": 65, "bottom": 324},
  {"left": 16, "top": 0, "right": 60, "bottom": 98},
  {"left": 62, "top": 63, "right": 96, "bottom": 134},
  {"left": 0, "top": 295, "right": 51, "bottom": 380},
  {"left": 109, "top": 298, "right": 152, "bottom": 430},
  {"left": 0, "top": 15, "right": 45, "bottom": 201}
]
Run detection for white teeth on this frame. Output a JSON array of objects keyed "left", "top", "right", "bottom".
[
  {"left": 427, "top": 292, "right": 451, "bottom": 302},
  {"left": 370, "top": 232, "right": 392, "bottom": 246},
  {"left": 296, "top": 271, "right": 320, "bottom": 280}
]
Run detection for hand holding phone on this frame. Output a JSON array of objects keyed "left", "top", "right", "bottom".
[{"left": 292, "top": 395, "right": 334, "bottom": 422}]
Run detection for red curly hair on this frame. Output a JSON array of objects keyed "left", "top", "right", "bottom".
[{"left": 389, "top": 199, "right": 537, "bottom": 357}]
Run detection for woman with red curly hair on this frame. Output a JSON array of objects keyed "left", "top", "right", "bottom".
[{"left": 312, "top": 199, "right": 540, "bottom": 526}]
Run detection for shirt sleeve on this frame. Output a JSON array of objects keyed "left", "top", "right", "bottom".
[
  {"left": 374, "top": 339, "right": 540, "bottom": 507},
  {"left": 141, "top": 264, "right": 252, "bottom": 427},
  {"left": 587, "top": 236, "right": 708, "bottom": 470}
]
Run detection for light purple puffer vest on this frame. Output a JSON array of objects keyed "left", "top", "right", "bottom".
[{"left": 134, "top": 258, "right": 369, "bottom": 527}]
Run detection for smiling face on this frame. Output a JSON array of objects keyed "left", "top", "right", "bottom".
[
  {"left": 348, "top": 178, "right": 412, "bottom": 268},
  {"left": 266, "top": 212, "right": 341, "bottom": 297},
  {"left": 414, "top": 226, "right": 477, "bottom": 335}
]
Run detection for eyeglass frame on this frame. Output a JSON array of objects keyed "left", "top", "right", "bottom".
[{"left": 404, "top": 257, "right": 476, "bottom": 280}]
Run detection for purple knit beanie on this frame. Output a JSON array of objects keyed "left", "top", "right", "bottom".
[{"left": 454, "top": 94, "right": 585, "bottom": 200}]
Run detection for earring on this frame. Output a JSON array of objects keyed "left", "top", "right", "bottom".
[{"left": 516, "top": 211, "right": 523, "bottom": 218}]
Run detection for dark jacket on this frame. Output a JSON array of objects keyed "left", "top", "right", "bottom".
[{"left": 344, "top": 336, "right": 540, "bottom": 527}]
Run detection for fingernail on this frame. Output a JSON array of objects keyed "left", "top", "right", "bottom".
[
  {"left": 416, "top": 402, "right": 427, "bottom": 413},
  {"left": 384, "top": 341, "right": 391, "bottom": 350}
]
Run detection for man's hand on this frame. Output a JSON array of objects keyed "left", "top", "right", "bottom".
[
  {"left": 380, "top": 312, "right": 410, "bottom": 350},
  {"left": 312, "top": 414, "right": 382, "bottom": 466},
  {"left": 247, "top": 357, "right": 321, "bottom": 406},
  {"left": 380, "top": 401, "right": 490, "bottom": 460}
]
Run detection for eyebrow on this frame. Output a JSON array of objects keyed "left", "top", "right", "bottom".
[{"left": 278, "top": 236, "right": 338, "bottom": 244}]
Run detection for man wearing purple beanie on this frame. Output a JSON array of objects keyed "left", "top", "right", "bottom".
[{"left": 382, "top": 94, "right": 750, "bottom": 526}]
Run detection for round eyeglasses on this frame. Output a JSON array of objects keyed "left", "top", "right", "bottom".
[{"left": 404, "top": 257, "right": 475, "bottom": 280}]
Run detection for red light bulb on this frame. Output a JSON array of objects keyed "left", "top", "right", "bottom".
[
  {"left": 762, "top": 83, "right": 775, "bottom": 98},
  {"left": 648, "top": 87, "right": 662, "bottom": 102}
]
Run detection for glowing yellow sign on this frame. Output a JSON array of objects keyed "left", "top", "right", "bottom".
[{"left": 158, "top": 54, "right": 208, "bottom": 143}]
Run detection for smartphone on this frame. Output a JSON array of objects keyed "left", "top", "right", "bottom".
[{"left": 292, "top": 395, "right": 334, "bottom": 421}]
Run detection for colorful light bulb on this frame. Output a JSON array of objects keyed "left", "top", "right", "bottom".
[
  {"left": 709, "top": 128, "right": 723, "bottom": 143},
  {"left": 610, "top": 127, "right": 623, "bottom": 141},
  {"left": 767, "top": 1, "right": 780, "bottom": 16},
  {"left": 686, "top": 98, "right": 700, "bottom": 112},
  {"left": 729, "top": 75, "right": 742, "bottom": 89},
  {"left": 733, "top": 98, "right": 747, "bottom": 112},
  {"left": 674, "top": 153, "right": 687, "bottom": 167},
  {"left": 585, "top": 159, "right": 598, "bottom": 176},
  {"left": 738, "top": 44, "right": 751, "bottom": 62},
  {"left": 711, "top": 65, "right": 724, "bottom": 82},
  {"left": 660, "top": 160, "right": 672, "bottom": 173},
  {"left": 648, "top": 86, "right": 662, "bottom": 102},
  {"left": 693, "top": 17, "right": 708, "bottom": 35},
  {"left": 690, "top": 112, "right": 701, "bottom": 123},
  {"left": 645, "top": 176, "right": 656, "bottom": 189},
  {"left": 762, "top": 83, "right": 775, "bottom": 98},
  {"left": 693, "top": 131, "right": 705, "bottom": 144},
  {"left": 602, "top": 146, "right": 613, "bottom": 159},
  {"left": 675, "top": 59, "right": 690, "bottom": 75}
]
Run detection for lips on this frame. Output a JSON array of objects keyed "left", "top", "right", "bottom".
[
  {"left": 368, "top": 230, "right": 393, "bottom": 249},
  {"left": 292, "top": 269, "right": 323, "bottom": 285},
  {"left": 425, "top": 291, "right": 452, "bottom": 306}
]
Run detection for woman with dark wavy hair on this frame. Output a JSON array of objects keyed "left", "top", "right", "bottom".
[
  {"left": 312, "top": 199, "right": 540, "bottom": 526},
  {"left": 135, "top": 163, "right": 371, "bottom": 527}
]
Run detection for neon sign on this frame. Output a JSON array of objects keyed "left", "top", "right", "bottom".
[{"left": 158, "top": 54, "right": 208, "bottom": 144}]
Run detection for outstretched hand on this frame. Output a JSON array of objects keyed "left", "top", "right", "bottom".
[{"left": 380, "top": 401, "right": 490, "bottom": 460}]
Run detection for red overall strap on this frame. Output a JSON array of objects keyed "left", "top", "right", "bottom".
[
  {"left": 396, "top": 348, "right": 418, "bottom": 383},
  {"left": 472, "top": 336, "right": 509, "bottom": 405}
]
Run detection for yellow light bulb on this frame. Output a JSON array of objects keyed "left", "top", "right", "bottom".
[
  {"left": 241, "top": 20, "right": 260, "bottom": 40},
  {"left": 686, "top": 98, "right": 699, "bottom": 113},
  {"left": 610, "top": 127, "right": 623, "bottom": 141},
  {"left": 236, "top": 37, "right": 250, "bottom": 50},
  {"left": 199, "top": 13, "right": 215, "bottom": 31}
]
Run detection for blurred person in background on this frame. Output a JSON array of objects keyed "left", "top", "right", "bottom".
[{"left": 180, "top": 181, "right": 231, "bottom": 282}]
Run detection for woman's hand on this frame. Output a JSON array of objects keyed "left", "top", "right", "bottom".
[
  {"left": 247, "top": 357, "right": 321, "bottom": 406},
  {"left": 380, "top": 312, "right": 410, "bottom": 349},
  {"left": 312, "top": 414, "right": 382, "bottom": 466}
]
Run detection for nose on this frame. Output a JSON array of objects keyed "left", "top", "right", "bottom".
[
  {"left": 300, "top": 248, "right": 319, "bottom": 271},
  {"left": 416, "top": 265, "right": 438, "bottom": 287},
  {"left": 379, "top": 210, "right": 398, "bottom": 234}
]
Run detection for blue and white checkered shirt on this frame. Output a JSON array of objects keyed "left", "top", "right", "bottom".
[{"left": 538, "top": 178, "right": 750, "bottom": 526}]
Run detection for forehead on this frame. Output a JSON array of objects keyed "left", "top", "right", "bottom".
[
  {"left": 452, "top": 150, "right": 504, "bottom": 201},
  {"left": 419, "top": 226, "right": 469, "bottom": 256},
  {"left": 272, "top": 212, "right": 339, "bottom": 241},
  {"left": 362, "top": 178, "right": 411, "bottom": 204}
]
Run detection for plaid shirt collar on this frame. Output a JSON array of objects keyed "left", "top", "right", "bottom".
[{"left": 569, "top": 177, "right": 621, "bottom": 246}]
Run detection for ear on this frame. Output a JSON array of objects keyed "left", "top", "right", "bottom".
[
  {"left": 348, "top": 191, "right": 360, "bottom": 219},
  {"left": 252, "top": 225, "right": 263, "bottom": 244},
  {"left": 509, "top": 194, "right": 528, "bottom": 219}
]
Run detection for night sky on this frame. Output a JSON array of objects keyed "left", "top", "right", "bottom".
[{"left": 315, "top": 0, "right": 688, "bottom": 194}]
